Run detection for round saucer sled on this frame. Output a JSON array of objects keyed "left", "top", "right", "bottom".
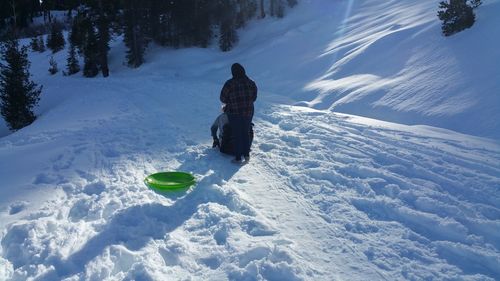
[{"left": 144, "top": 172, "right": 196, "bottom": 190}]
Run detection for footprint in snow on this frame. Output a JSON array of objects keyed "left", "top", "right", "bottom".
[
  {"left": 237, "top": 245, "right": 293, "bottom": 269},
  {"left": 199, "top": 256, "right": 222, "bottom": 270},
  {"left": 278, "top": 121, "right": 296, "bottom": 131},
  {"left": 9, "top": 201, "right": 29, "bottom": 215},
  {"left": 76, "top": 170, "right": 98, "bottom": 182},
  {"left": 68, "top": 199, "right": 92, "bottom": 222},
  {"left": 242, "top": 219, "right": 277, "bottom": 237},
  {"left": 235, "top": 178, "right": 248, "bottom": 184},
  {"left": 50, "top": 151, "right": 75, "bottom": 171},
  {"left": 281, "top": 135, "right": 301, "bottom": 147},
  {"left": 259, "top": 143, "right": 277, "bottom": 152},
  {"left": 83, "top": 182, "right": 106, "bottom": 196},
  {"left": 102, "top": 147, "right": 121, "bottom": 158},
  {"left": 33, "top": 173, "right": 59, "bottom": 184}
]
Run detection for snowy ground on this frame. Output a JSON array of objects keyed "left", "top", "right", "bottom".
[{"left": 1, "top": 0, "right": 500, "bottom": 280}]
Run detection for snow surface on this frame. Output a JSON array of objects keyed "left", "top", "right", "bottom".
[{"left": 1, "top": 0, "right": 500, "bottom": 280}]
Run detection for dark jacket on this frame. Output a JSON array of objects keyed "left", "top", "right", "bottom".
[{"left": 220, "top": 64, "right": 257, "bottom": 117}]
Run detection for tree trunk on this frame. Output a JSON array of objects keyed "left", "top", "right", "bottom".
[
  {"left": 10, "top": 1, "right": 17, "bottom": 28},
  {"left": 97, "top": 0, "right": 109, "bottom": 77},
  {"left": 260, "top": 0, "right": 265, "bottom": 18}
]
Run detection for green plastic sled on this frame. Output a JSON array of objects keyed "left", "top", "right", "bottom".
[{"left": 145, "top": 172, "right": 196, "bottom": 191}]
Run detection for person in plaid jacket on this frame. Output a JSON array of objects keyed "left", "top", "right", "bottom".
[{"left": 220, "top": 63, "right": 257, "bottom": 163}]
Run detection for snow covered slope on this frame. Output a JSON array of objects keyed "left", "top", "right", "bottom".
[
  {"left": 1, "top": 0, "right": 499, "bottom": 280},
  {"left": 236, "top": 0, "right": 500, "bottom": 138}
]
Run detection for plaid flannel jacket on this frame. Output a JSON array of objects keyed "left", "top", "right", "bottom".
[{"left": 220, "top": 77, "right": 258, "bottom": 117}]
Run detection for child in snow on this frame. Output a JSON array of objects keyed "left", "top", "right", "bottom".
[
  {"left": 211, "top": 105, "right": 229, "bottom": 149},
  {"left": 211, "top": 104, "right": 254, "bottom": 156}
]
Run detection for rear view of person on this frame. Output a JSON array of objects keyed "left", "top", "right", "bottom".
[{"left": 220, "top": 63, "right": 257, "bottom": 163}]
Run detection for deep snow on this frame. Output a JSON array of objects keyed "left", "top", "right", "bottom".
[{"left": 1, "top": 0, "right": 499, "bottom": 280}]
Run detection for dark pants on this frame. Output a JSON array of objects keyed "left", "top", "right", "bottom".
[{"left": 228, "top": 114, "right": 252, "bottom": 160}]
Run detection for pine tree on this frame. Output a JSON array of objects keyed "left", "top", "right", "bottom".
[
  {"left": 48, "top": 56, "right": 58, "bottom": 75},
  {"left": 123, "top": 0, "right": 148, "bottom": 68},
  {"left": 270, "top": 0, "right": 276, "bottom": 17},
  {"left": 287, "top": 0, "right": 298, "bottom": 7},
  {"left": 65, "top": 43, "right": 80, "bottom": 75},
  {"left": 259, "top": 0, "right": 265, "bottom": 18},
  {"left": 235, "top": 0, "right": 257, "bottom": 28},
  {"left": 146, "top": 0, "right": 163, "bottom": 44},
  {"left": 69, "top": 15, "right": 84, "bottom": 54},
  {"left": 0, "top": 38, "right": 42, "bottom": 131},
  {"left": 468, "top": 0, "right": 482, "bottom": 8},
  {"left": 192, "top": 0, "right": 213, "bottom": 47},
  {"left": 219, "top": 20, "right": 238, "bottom": 52},
  {"left": 83, "top": 0, "right": 119, "bottom": 77},
  {"left": 30, "top": 36, "right": 40, "bottom": 52},
  {"left": 82, "top": 19, "right": 99, "bottom": 77},
  {"left": 269, "top": 0, "right": 285, "bottom": 18},
  {"left": 218, "top": 1, "right": 239, "bottom": 52},
  {"left": 438, "top": 0, "right": 475, "bottom": 36},
  {"left": 96, "top": 2, "right": 111, "bottom": 77},
  {"left": 168, "top": 0, "right": 196, "bottom": 48},
  {"left": 38, "top": 36, "right": 46, "bottom": 52},
  {"left": 4, "top": 0, "right": 42, "bottom": 30},
  {"left": 47, "top": 20, "right": 65, "bottom": 53},
  {"left": 276, "top": 0, "right": 285, "bottom": 18}
]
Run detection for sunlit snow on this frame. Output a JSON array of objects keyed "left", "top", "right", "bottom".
[{"left": 1, "top": 0, "right": 499, "bottom": 280}]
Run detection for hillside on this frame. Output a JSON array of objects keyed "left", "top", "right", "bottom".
[
  {"left": 237, "top": 0, "right": 500, "bottom": 138},
  {"left": 0, "top": 0, "right": 499, "bottom": 280},
  {"left": 1, "top": 0, "right": 499, "bottom": 138}
]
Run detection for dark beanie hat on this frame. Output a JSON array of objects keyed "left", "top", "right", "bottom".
[{"left": 231, "top": 63, "right": 246, "bottom": 78}]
